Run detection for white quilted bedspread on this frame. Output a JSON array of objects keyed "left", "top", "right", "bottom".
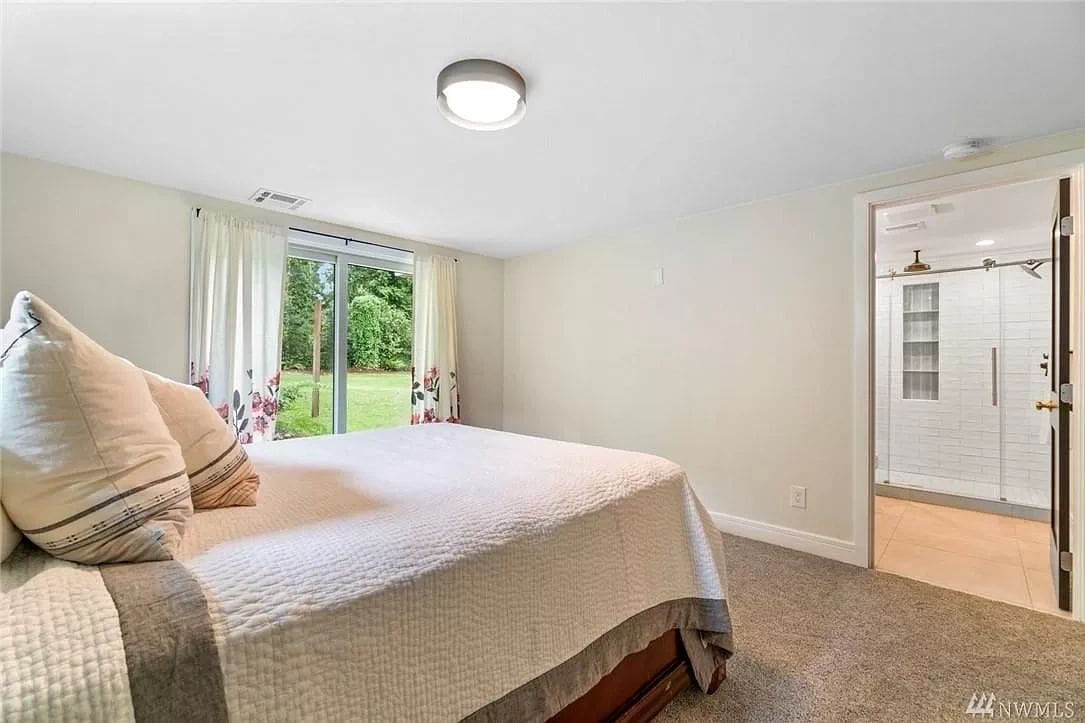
[{"left": 2, "top": 424, "right": 729, "bottom": 722}]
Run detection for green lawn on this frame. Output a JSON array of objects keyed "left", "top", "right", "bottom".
[{"left": 277, "top": 370, "right": 412, "bottom": 438}]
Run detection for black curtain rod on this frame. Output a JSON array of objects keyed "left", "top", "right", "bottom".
[
  {"left": 290, "top": 227, "right": 459, "bottom": 263},
  {"left": 289, "top": 226, "right": 412, "bottom": 255},
  {"left": 194, "top": 209, "right": 456, "bottom": 262}
]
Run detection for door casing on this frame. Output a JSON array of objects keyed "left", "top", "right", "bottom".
[{"left": 853, "top": 150, "right": 1085, "bottom": 622}]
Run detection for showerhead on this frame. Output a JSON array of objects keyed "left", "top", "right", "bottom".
[
  {"left": 1019, "top": 260, "right": 1045, "bottom": 279},
  {"left": 904, "top": 250, "right": 931, "bottom": 273}
]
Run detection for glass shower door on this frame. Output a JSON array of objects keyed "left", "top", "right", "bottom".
[
  {"left": 954, "top": 268, "right": 1003, "bottom": 502},
  {"left": 884, "top": 268, "right": 1003, "bottom": 501},
  {"left": 997, "top": 264, "right": 1053, "bottom": 508},
  {"left": 874, "top": 276, "right": 894, "bottom": 486}
]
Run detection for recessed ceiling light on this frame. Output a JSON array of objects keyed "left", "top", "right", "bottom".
[
  {"left": 976, "top": 239, "right": 995, "bottom": 247},
  {"left": 437, "top": 59, "right": 526, "bottom": 131}
]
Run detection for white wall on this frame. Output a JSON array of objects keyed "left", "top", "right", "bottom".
[
  {"left": 504, "top": 130, "right": 1085, "bottom": 553},
  {"left": 0, "top": 153, "right": 505, "bottom": 430},
  {"left": 874, "top": 252, "right": 1051, "bottom": 507}
]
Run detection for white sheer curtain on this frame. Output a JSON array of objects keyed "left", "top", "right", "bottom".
[
  {"left": 189, "top": 209, "right": 287, "bottom": 442},
  {"left": 411, "top": 255, "right": 460, "bottom": 424}
]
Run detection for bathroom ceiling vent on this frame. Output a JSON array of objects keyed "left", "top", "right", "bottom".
[
  {"left": 881, "top": 203, "right": 945, "bottom": 229},
  {"left": 883, "top": 221, "right": 927, "bottom": 234},
  {"left": 248, "top": 188, "right": 310, "bottom": 211}
]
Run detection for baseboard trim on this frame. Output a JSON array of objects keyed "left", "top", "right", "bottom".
[{"left": 710, "top": 511, "right": 861, "bottom": 566}]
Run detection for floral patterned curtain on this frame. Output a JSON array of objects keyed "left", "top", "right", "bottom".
[
  {"left": 411, "top": 255, "right": 460, "bottom": 424},
  {"left": 189, "top": 209, "right": 287, "bottom": 442}
]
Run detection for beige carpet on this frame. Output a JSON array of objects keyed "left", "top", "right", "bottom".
[{"left": 658, "top": 534, "right": 1085, "bottom": 722}]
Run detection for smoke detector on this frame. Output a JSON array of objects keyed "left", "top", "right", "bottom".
[
  {"left": 942, "top": 139, "right": 989, "bottom": 161},
  {"left": 248, "top": 188, "right": 310, "bottom": 211}
]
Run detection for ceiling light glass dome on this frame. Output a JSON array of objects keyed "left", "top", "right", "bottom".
[{"left": 437, "top": 59, "right": 526, "bottom": 131}]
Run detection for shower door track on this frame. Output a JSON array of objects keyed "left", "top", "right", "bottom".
[{"left": 875, "top": 257, "right": 1052, "bottom": 279}]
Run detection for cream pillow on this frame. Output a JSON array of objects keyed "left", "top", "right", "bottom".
[
  {"left": 1, "top": 504, "right": 20, "bottom": 562},
  {"left": 1, "top": 325, "right": 21, "bottom": 563},
  {"left": 143, "top": 371, "right": 260, "bottom": 508},
  {"left": 0, "top": 291, "right": 192, "bottom": 564}
]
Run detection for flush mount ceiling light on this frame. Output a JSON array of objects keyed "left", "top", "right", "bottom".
[
  {"left": 437, "top": 59, "right": 526, "bottom": 131},
  {"left": 976, "top": 239, "right": 996, "bottom": 247}
]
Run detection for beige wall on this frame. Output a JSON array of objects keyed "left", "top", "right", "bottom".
[
  {"left": 504, "top": 129, "right": 1085, "bottom": 545},
  {"left": 7, "top": 130, "right": 1085, "bottom": 552},
  {"left": 0, "top": 153, "right": 505, "bottom": 430}
]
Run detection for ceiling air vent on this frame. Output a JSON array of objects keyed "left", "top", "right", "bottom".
[
  {"left": 883, "top": 221, "right": 926, "bottom": 234},
  {"left": 248, "top": 188, "right": 310, "bottom": 211}
]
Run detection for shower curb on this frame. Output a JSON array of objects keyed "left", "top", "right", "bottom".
[{"left": 875, "top": 482, "right": 1047, "bottom": 522}]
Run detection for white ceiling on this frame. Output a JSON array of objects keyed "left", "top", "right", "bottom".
[
  {"left": 876, "top": 178, "right": 1059, "bottom": 269},
  {"left": 3, "top": 3, "right": 1085, "bottom": 259}
]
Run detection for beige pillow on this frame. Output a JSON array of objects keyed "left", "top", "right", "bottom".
[
  {"left": 143, "top": 371, "right": 259, "bottom": 508},
  {"left": 1, "top": 504, "right": 21, "bottom": 562},
  {"left": 0, "top": 291, "right": 191, "bottom": 564},
  {"left": 1, "top": 325, "right": 22, "bottom": 563}
]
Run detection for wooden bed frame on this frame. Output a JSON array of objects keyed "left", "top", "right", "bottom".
[{"left": 548, "top": 630, "right": 726, "bottom": 723}]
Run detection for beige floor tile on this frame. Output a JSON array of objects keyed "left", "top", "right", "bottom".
[
  {"left": 1014, "top": 517, "right": 1050, "bottom": 545},
  {"left": 873, "top": 500, "right": 1069, "bottom": 615},
  {"left": 1024, "top": 566, "right": 1071, "bottom": 617},
  {"left": 874, "top": 505, "right": 903, "bottom": 526},
  {"left": 890, "top": 515, "right": 1022, "bottom": 566},
  {"left": 904, "top": 500, "right": 1018, "bottom": 541},
  {"left": 875, "top": 496, "right": 909, "bottom": 517},
  {"left": 878, "top": 540, "right": 1031, "bottom": 607},
  {"left": 873, "top": 511, "right": 900, "bottom": 565},
  {"left": 1018, "top": 540, "right": 1051, "bottom": 572}
]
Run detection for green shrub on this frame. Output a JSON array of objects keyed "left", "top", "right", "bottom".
[
  {"left": 348, "top": 295, "right": 412, "bottom": 370},
  {"left": 281, "top": 259, "right": 413, "bottom": 372}
]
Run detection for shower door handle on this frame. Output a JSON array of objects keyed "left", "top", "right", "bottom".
[{"left": 991, "top": 347, "right": 998, "bottom": 407}]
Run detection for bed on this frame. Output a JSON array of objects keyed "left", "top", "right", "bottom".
[{"left": 2, "top": 424, "right": 732, "bottom": 721}]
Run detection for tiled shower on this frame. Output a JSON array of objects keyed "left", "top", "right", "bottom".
[{"left": 874, "top": 250, "right": 1051, "bottom": 513}]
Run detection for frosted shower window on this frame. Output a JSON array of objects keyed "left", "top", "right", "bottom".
[{"left": 902, "top": 283, "right": 939, "bottom": 400}]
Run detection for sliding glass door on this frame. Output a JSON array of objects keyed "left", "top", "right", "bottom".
[
  {"left": 279, "top": 252, "right": 337, "bottom": 438},
  {"left": 344, "top": 263, "right": 413, "bottom": 432},
  {"left": 276, "top": 232, "right": 414, "bottom": 439}
]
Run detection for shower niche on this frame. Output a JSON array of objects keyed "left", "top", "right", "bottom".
[
  {"left": 901, "top": 282, "right": 939, "bottom": 401},
  {"left": 875, "top": 259, "right": 1051, "bottom": 513}
]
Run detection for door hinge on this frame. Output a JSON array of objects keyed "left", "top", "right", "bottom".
[
  {"left": 1061, "top": 550, "right": 1073, "bottom": 572},
  {"left": 1061, "top": 215, "right": 1074, "bottom": 236},
  {"left": 1060, "top": 383, "right": 1073, "bottom": 404}
]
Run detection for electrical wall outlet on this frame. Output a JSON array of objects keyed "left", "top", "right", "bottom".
[{"left": 789, "top": 485, "right": 807, "bottom": 509}]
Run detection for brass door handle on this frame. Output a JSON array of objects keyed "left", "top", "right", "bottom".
[{"left": 1036, "top": 399, "right": 1059, "bottom": 411}]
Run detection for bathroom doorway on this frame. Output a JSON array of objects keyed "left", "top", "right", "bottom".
[{"left": 870, "top": 175, "right": 1074, "bottom": 615}]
